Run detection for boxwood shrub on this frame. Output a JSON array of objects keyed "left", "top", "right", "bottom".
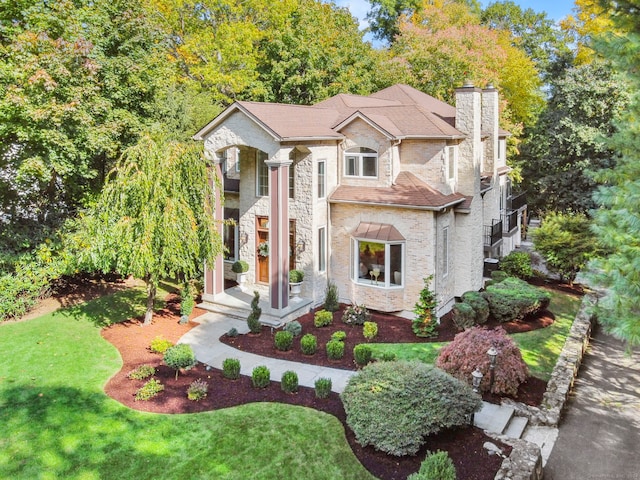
[
  {"left": 326, "top": 339, "right": 345, "bottom": 360},
  {"left": 407, "top": 451, "right": 456, "bottom": 480},
  {"left": 222, "top": 358, "right": 241, "bottom": 380},
  {"left": 300, "top": 333, "right": 317, "bottom": 355},
  {"left": 274, "top": 330, "right": 293, "bottom": 351},
  {"left": 315, "top": 377, "right": 332, "bottom": 398},
  {"left": 482, "top": 277, "right": 551, "bottom": 322},
  {"left": 314, "top": 309, "right": 333, "bottom": 327},
  {"left": 353, "top": 344, "right": 372, "bottom": 367},
  {"left": 340, "top": 361, "right": 481, "bottom": 456},
  {"left": 363, "top": 321, "right": 378, "bottom": 341},
  {"left": 500, "top": 251, "right": 533, "bottom": 279},
  {"left": 281, "top": 370, "right": 299, "bottom": 393},
  {"left": 251, "top": 365, "right": 271, "bottom": 388}
]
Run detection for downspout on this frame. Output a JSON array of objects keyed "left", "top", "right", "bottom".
[{"left": 391, "top": 139, "right": 401, "bottom": 185}]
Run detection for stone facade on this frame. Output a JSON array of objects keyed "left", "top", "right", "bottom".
[{"left": 194, "top": 84, "right": 521, "bottom": 320}]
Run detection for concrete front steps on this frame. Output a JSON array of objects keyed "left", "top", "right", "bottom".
[
  {"left": 474, "top": 402, "right": 529, "bottom": 439},
  {"left": 474, "top": 401, "right": 559, "bottom": 466}
]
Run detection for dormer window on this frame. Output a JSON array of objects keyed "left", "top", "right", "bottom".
[{"left": 344, "top": 147, "right": 377, "bottom": 178}]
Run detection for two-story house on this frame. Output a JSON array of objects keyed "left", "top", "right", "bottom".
[{"left": 194, "top": 83, "right": 526, "bottom": 324}]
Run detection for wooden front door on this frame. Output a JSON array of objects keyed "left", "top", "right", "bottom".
[{"left": 256, "top": 216, "right": 297, "bottom": 284}]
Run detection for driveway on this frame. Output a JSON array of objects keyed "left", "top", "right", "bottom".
[{"left": 544, "top": 324, "right": 640, "bottom": 480}]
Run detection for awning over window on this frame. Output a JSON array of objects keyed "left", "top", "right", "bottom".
[{"left": 352, "top": 222, "right": 405, "bottom": 242}]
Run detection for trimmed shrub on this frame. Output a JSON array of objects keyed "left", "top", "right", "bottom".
[
  {"left": 180, "top": 282, "right": 196, "bottom": 318},
  {"left": 452, "top": 302, "right": 476, "bottom": 330},
  {"left": 482, "top": 277, "right": 552, "bottom": 322},
  {"left": 500, "top": 251, "right": 533, "bottom": 279},
  {"left": 135, "top": 378, "right": 164, "bottom": 401},
  {"left": 326, "top": 339, "right": 345, "bottom": 360},
  {"left": 300, "top": 333, "right": 317, "bottom": 355},
  {"left": 187, "top": 378, "right": 208, "bottom": 401},
  {"left": 342, "top": 303, "right": 370, "bottom": 325},
  {"left": 314, "top": 309, "right": 333, "bottom": 327},
  {"left": 127, "top": 364, "right": 156, "bottom": 380},
  {"left": 163, "top": 344, "right": 196, "bottom": 379},
  {"left": 461, "top": 291, "right": 490, "bottom": 324},
  {"left": 251, "top": 365, "right": 270, "bottom": 388},
  {"left": 353, "top": 344, "right": 372, "bottom": 367},
  {"left": 363, "top": 321, "right": 378, "bottom": 341},
  {"left": 324, "top": 281, "right": 340, "bottom": 312},
  {"left": 407, "top": 451, "right": 456, "bottom": 480},
  {"left": 247, "top": 290, "right": 262, "bottom": 334},
  {"left": 491, "top": 270, "right": 509, "bottom": 283},
  {"left": 226, "top": 327, "right": 239, "bottom": 337},
  {"left": 283, "top": 320, "right": 302, "bottom": 337},
  {"left": 436, "top": 326, "right": 529, "bottom": 396},
  {"left": 150, "top": 336, "right": 173, "bottom": 354},
  {"left": 274, "top": 330, "right": 293, "bottom": 351},
  {"left": 289, "top": 269, "right": 304, "bottom": 283},
  {"left": 281, "top": 370, "right": 299, "bottom": 393},
  {"left": 231, "top": 260, "right": 249, "bottom": 273},
  {"left": 341, "top": 361, "right": 481, "bottom": 456},
  {"left": 331, "top": 330, "right": 347, "bottom": 342},
  {"left": 315, "top": 377, "right": 332, "bottom": 398},
  {"left": 380, "top": 351, "right": 397, "bottom": 362},
  {"left": 222, "top": 358, "right": 241, "bottom": 380}
]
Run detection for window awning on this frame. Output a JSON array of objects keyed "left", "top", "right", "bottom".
[{"left": 352, "top": 222, "right": 405, "bottom": 241}]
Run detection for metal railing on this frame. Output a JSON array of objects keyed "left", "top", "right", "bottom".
[
  {"left": 484, "top": 219, "right": 503, "bottom": 247},
  {"left": 502, "top": 210, "right": 518, "bottom": 234},
  {"left": 508, "top": 192, "right": 527, "bottom": 211}
]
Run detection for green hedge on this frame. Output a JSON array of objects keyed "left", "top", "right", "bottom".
[
  {"left": 341, "top": 361, "right": 481, "bottom": 456},
  {"left": 483, "top": 277, "right": 551, "bottom": 322}
]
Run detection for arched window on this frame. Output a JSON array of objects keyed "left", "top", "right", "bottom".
[{"left": 344, "top": 147, "right": 377, "bottom": 178}]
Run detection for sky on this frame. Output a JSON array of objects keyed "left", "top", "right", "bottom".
[{"left": 335, "top": 0, "right": 577, "bottom": 34}]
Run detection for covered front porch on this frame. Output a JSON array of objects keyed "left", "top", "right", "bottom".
[{"left": 198, "top": 284, "right": 313, "bottom": 328}]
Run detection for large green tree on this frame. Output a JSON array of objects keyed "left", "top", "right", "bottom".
[
  {"left": 72, "top": 135, "right": 222, "bottom": 324},
  {"left": 254, "top": 0, "right": 383, "bottom": 104},
  {"left": 588, "top": 0, "right": 640, "bottom": 349},
  {"left": 480, "top": 1, "right": 571, "bottom": 78},
  {"left": 518, "top": 62, "right": 629, "bottom": 214},
  {"left": 0, "top": 0, "right": 171, "bottom": 251}
]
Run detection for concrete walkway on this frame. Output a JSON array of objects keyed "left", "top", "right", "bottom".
[
  {"left": 179, "top": 311, "right": 551, "bottom": 455},
  {"left": 179, "top": 312, "right": 356, "bottom": 392},
  {"left": 544, "top": 325, "right": 640, "bottom": 480}
]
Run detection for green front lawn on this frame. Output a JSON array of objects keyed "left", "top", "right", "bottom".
[
  {"left": 0, "top": 289, "right": 374, "bottom": 480},
  {"left": 371, "top": 287, "right": 583, "bottom": 381}
]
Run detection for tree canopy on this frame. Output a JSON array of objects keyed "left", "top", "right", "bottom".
[
  {"left": 71, "top": 135, "right": 222, "bottom": 324},
  {"left": 588, "top": 0, "right": 640, "bottom": 349}
]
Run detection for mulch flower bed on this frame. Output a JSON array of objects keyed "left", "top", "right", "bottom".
[{"left": 102, "top": 280, "right": 583, "bottom": 479}]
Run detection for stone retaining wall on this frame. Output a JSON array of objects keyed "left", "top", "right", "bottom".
[{"left": 492, "top": 290, "right": 599, "bottom": 479}]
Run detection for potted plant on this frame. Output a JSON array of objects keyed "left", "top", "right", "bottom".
[
  {"left": 289, "top": 269, "right": 304, "bottom": 299},
  {"left": 231, "top": 260, "right": 249, "bottom": 291}
]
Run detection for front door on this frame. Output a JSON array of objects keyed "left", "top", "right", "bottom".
[{"left": 256, "top": 216, "right": 297, "bottom": 284}]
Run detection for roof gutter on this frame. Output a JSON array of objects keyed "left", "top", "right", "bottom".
[{"left": 328, "top": 197, "right": 466, "bottom": 212}]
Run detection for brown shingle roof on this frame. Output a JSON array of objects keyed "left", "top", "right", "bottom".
[
  {"left": 329, "top": 171, "right": 466, "bottom": 210},
  {"left": 194, "top": 84, "right": 466, "bottom": 141}
]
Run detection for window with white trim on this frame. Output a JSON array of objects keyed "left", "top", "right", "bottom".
[
  {"left": 223, "top": 208, "right": 239, "bottom": 261},
  {"left": 256, "top": 151, "right": 269, "bottom": 196},
  {"left": 317, "top": 159, "right": 326, "bottom": 199},
  {"left": 289, "top": 155, "right": 295, "bottom": 199},
  {"left": 442, "top": 226, "right": 449, "bottom": 277},
  {"left": 318, "top": 226, "right": 326, "bottom": 272},
  {"left": 446, "top": 145, "right": 457, "bottom": 181},
  {"left": 344, "top": 147, "right": 377, "bottom": 178},
  {"left": 353, "top": 239, "right": 403, "bottom": 288}
]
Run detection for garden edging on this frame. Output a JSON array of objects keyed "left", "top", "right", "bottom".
[{"left": 491, "top": 290, "right": 598, "bottom": 480}]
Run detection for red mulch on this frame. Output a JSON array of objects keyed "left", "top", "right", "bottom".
[
  {"left": 102, "top": 295, "right": 509, "bottom": 480},
  {"left": 101, "top": 281, "right": 582, "bottom": 480}
]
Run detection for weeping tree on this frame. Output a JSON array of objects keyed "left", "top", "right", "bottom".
[{"left": 73, "top": 134, "right": 222, "bottom": 324}]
